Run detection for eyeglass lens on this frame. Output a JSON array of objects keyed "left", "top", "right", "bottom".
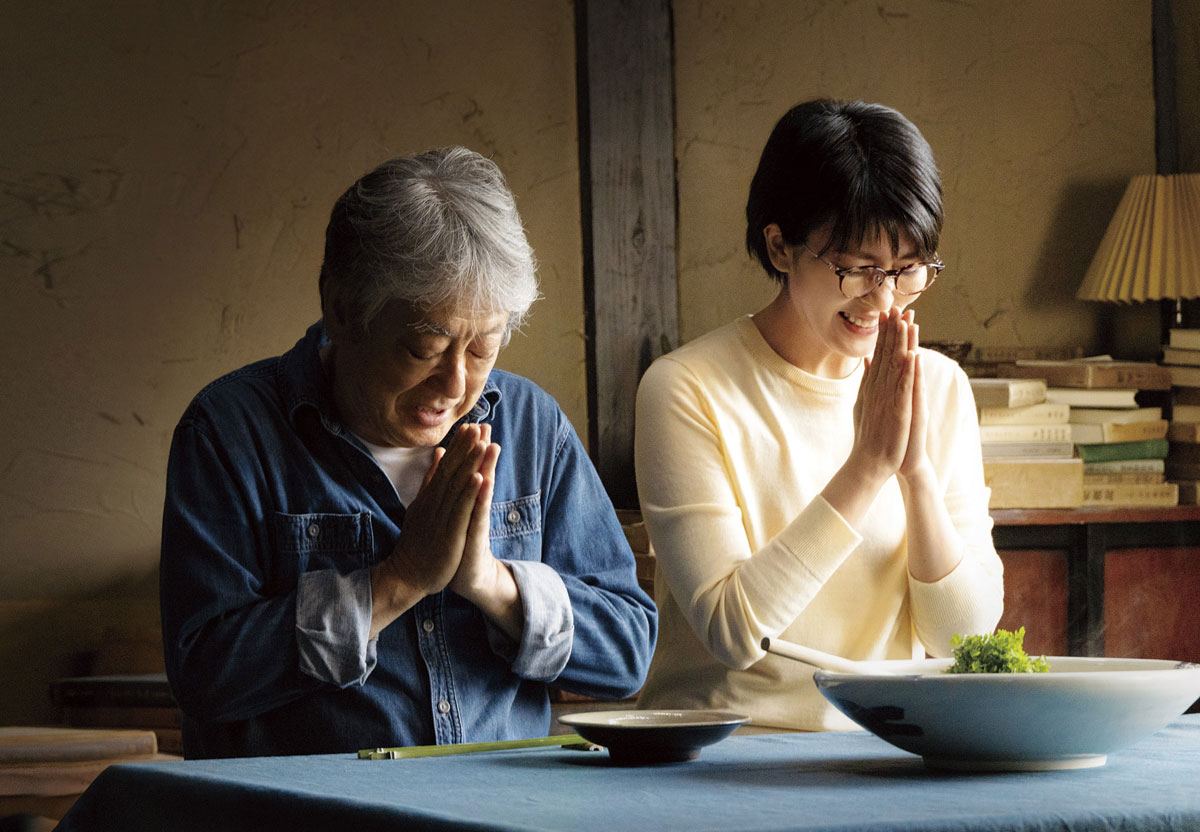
[{"left": 840, "top": 265, "right": 933, "bottom": 299}]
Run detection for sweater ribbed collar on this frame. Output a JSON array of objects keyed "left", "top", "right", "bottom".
[{"left": 735, "top": 315, "right": 864, "bottom": 397}]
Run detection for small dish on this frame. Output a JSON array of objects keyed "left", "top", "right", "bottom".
[
  {"left": 557, "top": 710, "right": 750, "bottom": 765},
  {"left": 814, "top": 656, "right": 1200, "bottom": 771}
]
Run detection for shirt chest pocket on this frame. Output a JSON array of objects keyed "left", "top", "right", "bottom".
[
  {"left": 269, "top": 511, "right": 375, "bottom": 591},
  {"left": 489, "top": 492, "right": 541, "bottom": 562}
]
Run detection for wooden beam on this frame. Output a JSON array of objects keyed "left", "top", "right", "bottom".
[
  {"left": 576, "top": 0, "right": 678, "bottom": 508},
  {"left": 1152, "top": 0, "right": 1191, "bottom": 331},
  {"left": 1153, "top": 0, "right": 1179, "bottom": 176}
]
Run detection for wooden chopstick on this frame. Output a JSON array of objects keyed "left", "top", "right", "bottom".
[{"left": 358, "top": 733, "right": 596, "bottom": 760}]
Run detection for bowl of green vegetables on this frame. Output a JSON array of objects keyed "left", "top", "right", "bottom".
[{"left": 813, "top": 628, "right": 1200, "bottom": 771}]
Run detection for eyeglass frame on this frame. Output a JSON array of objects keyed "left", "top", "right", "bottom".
[{"left": 801, "top": 241, "right": 944, "bottom": 299}]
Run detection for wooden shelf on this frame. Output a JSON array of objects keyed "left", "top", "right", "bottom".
[{"left": 993, "top": 505, "right": 1200, "bottom": 526}]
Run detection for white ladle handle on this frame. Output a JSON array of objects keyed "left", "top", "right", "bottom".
[{"left": 760, "top": 636, "right": 872, "bottom": 675}]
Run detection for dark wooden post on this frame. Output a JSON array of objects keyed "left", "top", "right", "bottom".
[
  {"left": 575, "top": 0, "right": 679, "bottom": 508},
  {"left": 1153, "top": 0, "right": 1194, "bottom": 334},
  {"left": 1153, "top": 0, "right": 1179, "bottom": 178}
]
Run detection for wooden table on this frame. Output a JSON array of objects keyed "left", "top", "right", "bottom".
[{"left": 991, "top": 506, "right": 1200, "bottom": 657}]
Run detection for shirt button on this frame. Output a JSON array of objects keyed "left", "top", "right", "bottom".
[
  {"left": 422, "top": 619, "right": 435, "bottom": 634},
  {"left": 507, "top": 509, "right": 521, "bottom": 525},
  {"left": 306, "top": 523, "right": 320, "bottom": 539},
  {"left": 437, "top": 699, "right": 451, "bottom": 714}
]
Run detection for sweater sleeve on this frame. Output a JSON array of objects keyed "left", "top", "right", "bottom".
[
  {"left": 634, "top": 356, "right": 863, "bottom": 670},
  {"left": 906, "top": 358, "right": 1005, "bottom": 655}
]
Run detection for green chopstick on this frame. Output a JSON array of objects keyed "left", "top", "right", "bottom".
[{"left": 358, "top": 733, "right": 596, "bottom": 760}]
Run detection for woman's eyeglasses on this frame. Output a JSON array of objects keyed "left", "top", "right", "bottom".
[{"left": 803, "top": 242, "right": 943, "bottom": 300}]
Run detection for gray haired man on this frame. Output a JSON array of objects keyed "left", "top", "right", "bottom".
[{"left": 160, "top": 148, "right": 657, "bottom": 758}]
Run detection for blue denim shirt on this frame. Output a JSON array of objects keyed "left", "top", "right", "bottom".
[{"left": 160, "top": 321, "right": 657, "bottom": 758}]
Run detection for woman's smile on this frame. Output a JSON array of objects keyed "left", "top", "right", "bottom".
[{"left": 839, "top": 310, "right": 880, "bottom": 332}]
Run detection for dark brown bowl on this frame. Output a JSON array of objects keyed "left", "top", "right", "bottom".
[{"left": 557, "top": 710, "right": 749, "bottom": 765}]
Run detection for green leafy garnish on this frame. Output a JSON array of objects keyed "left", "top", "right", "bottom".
[{"left": 946, "top": 627, "right": 1050, "bottom": 674}]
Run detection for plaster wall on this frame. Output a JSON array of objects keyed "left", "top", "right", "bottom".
[
  {"left": 0, "top": 0, "right": 580, "bottom": 724},
  {"left": 672, "top": 0, "right": 1157, "bottom": 356}
]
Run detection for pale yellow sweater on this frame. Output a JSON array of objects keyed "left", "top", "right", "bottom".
[{"left": 634, "top": 316, "right": 1004, "bottom": 731}]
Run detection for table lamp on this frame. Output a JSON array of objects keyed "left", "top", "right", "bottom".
[{"left": 1076, "top": 174, "right": 1200, "bottom": 317}]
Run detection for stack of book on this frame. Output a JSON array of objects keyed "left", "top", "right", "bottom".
[
  {"left": 963, "top": 345, "right": 1085, "bottom": 379},
  {"left": 995, "top": 358, "right": 1176, "bottom": 508},
  {"left": 970, "top": 377, "right": 1082, "bottom": 509},
  {"left": 1160, "top": 328, "right": 1200, "bottom": 504}
]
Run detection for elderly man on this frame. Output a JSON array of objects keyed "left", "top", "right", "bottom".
[{"left": 160, "top": 147, "right": 657, "bottom": 759}]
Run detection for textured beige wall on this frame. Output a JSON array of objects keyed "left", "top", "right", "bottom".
[
  {"left": 673, "top": 0, "right": 1157, "bottom": 355},
  {"left": 0, "top": 0, "right": 580, "bottom": 724}
]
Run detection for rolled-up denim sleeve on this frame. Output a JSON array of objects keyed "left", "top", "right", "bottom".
[
  {"left": 296, "top": 568, "right": 378, "bottom": 687},
  {"left": 484, "top": 560, "right": 573, "bottom": 681}
]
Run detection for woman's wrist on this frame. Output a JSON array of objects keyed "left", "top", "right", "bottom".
[
  {"left": 898, "top": 461, "right": 938, "bottom": 494},
  {"left": 822, "top": 458, "right": 892, "bottom": 527},
  {"left": 842, "top": 448, "right": 896, "bottom": 493}
]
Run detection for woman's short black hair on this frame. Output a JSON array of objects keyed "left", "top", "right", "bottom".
[{"left": 745, "top": 99, "right": 943, "bottom": 283}]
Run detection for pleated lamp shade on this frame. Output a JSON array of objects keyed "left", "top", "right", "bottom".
[{"left": 1076, "top": 173, "right": 1200, "bottom": 302}]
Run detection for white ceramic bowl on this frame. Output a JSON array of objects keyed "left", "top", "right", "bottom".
[{"left": 814, "top": 656, "right": 1200, "bottom": 770}]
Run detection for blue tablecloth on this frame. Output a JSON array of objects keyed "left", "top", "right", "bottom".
[{"left": 56, "top": 715, "right": 1200, "bottom": 831}]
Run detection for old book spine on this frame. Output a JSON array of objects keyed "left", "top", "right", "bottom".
[
  {"left": 0, "top": 728, "right": 158, "bottom": 764},
  {"left": 1074, "top": 438, "right": 1169, "bottom": 462},
  {"left": 1167, "top": 365, "right": 1200, "bottom": 388},
  {"left": 1069, "top": 406, "right": 1163, "bottom": 425},
  {"left": 1001, "top": 362, "right": 1171, "bottom": 389},
  {"left": 981, "top": 440, "right": 1075, "bottom": 459},
  {"left": 1083, "top": 472, "right": 1165, "bottom": 485},
  {"left": 1044, "top": 388, "right": 1139, "bottom": 408},
  {"left": 1081, "top": 482, "right": 1179, "bottom": 507},
  {"left": 972, "top": 345, "right": 1085, "bottom": 363},
  {"left": 1161, "top": 346, "right": 1200, "bottom": 366},
  {"left": 1095, "top": 419, "right": 1169, "bottom": 443},
  {"left": 1083, "top": 459, "right": 1165, "bottom": 474},
  {"left": 978, "top": 423, "right": 1072, "bottom": 442},
  {"left": 969, "top": 379, "right": 1047, "bottom": 408},
  {"left": 983, "top": 458, "right": 1083, "bottom": 509},
  {"left": 1005, "top": 382, "right": 1048, "bottom": 408},
  {"left": 977, "top": 402, "right": 1070, "bottom": 425},
  {"left": 1168, "top": 328, "right": 1200, "bottom": 350}
]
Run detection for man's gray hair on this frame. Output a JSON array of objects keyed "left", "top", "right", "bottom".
[{"left": 319, "top": 147, "right": 539, "bottom": 341}]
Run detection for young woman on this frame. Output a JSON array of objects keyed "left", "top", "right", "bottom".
[{"left": 634, "top": 99, "right": 1003, "bottom": 731}]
